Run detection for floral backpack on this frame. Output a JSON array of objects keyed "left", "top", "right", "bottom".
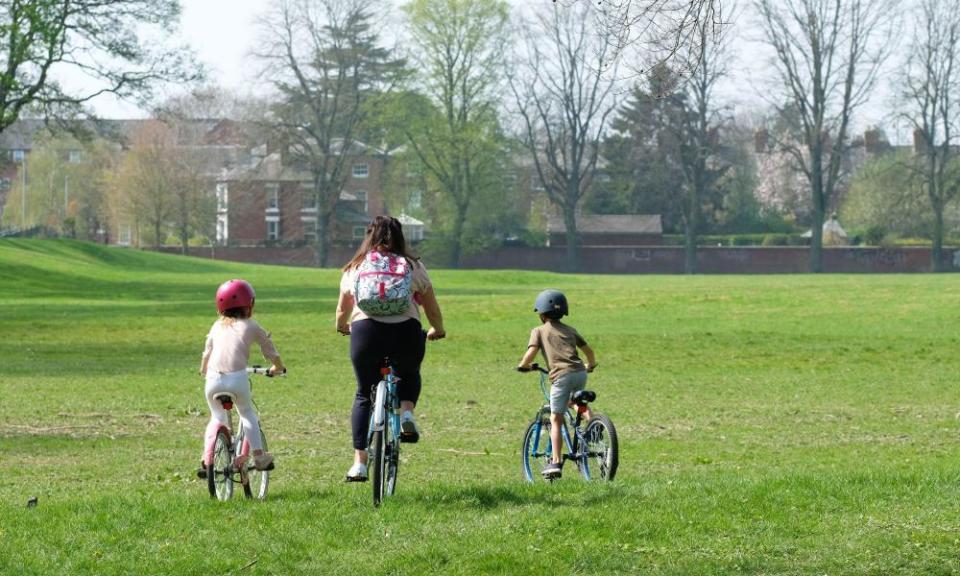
[{"left": 354, "top": 251, "right": 413, "bottom": 316}]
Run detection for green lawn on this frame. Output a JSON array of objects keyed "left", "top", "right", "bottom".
[{"left": 2, "top": 239, "right": 960, "bottom": 575}]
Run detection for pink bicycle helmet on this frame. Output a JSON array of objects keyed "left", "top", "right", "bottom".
[{"left": 216, "top": 279, "right": 255, "bottom": 314}]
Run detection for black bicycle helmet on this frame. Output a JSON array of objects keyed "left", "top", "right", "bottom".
[{"left": 533, "top": 289, "right": 568, "bottom": 318}]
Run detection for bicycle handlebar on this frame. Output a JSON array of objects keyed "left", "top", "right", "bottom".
[
  {"left": 247, "top": 365, "right": 287, "bottom": 377},
  {"left": 517, "top": 363, "right": 549, "bottom": 375}
]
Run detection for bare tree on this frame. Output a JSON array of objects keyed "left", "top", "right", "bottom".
[
  {"left": 0, "top": 0, "right": 198, "bottom": 135},
  {"left": 900, "top": 0, "right": 960, "bottom": 271},
  {"left": 551, "top": 0, "right": 725, "bottom": 83},
  {"left": 756, "top": 0, "right": 896, "bottom": 272},
  {"left": 671, "top": 12, "right": 735, "bottom": 273},
  {"left": 510, "top": 3, "right": 618, "bottom": 272},
  {"left": 255, "top": 0, "right": 403, "bottom": 267}
]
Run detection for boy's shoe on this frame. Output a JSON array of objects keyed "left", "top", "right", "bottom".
[
  {"left": 345, "top": 462, "right": 368, "bottom": 482},
  {"left": 253, "top": 452, "right": 274, "bottom": 471},
  {"left": 196, "top": 462, "right": 207, "bottom": 479},
  {"left": 400, "top": 411, "right": 420, "bottom": 443},
  {"left": 542, "top": 461, "right": 563, "bottom": 479}
]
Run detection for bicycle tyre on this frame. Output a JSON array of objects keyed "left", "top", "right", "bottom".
[
  {"left": 241, "top": 429, "right": 270, "bottom": 500},
  {"left": 584, "top": 414, "right": 619, "bottom": 481},
  {"left": 385, "top": 418, "right": 400, "bottom": 496},
  {"left": 521, "top": 419, "right": 552, "bottom": 482},
  {"left": 370, "top": 427, "right": 386, "bottom": 507},
  {"left": 208, "top": 428, "right": 233, "bottom": 500}
]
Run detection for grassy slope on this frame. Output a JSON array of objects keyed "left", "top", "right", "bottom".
[{"left": 1, "top": 239, "right": 960, "bottom": 575}]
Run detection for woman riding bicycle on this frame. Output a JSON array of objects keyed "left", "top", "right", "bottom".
[{"left": 336, "top": 215, "right": 446, "bottom": 482}]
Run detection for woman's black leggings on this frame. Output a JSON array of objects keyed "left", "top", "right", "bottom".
[{"left": 349, "top": 318, "right": 426, "bottom": 450}]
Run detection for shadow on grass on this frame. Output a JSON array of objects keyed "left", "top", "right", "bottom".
[{"left": 409, "top": 480, "right": 625, "bottom": 511}]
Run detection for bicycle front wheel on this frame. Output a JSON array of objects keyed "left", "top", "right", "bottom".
[
  {"left": 584, "top": 414, "right": 619, "bottom": 481},
  {"left": 370, "top": 427, "right": 386, "bottom": 507},
  {"left": 521, "top": 419, "right": 552, "bottom": 482},
  {"left": 208, "top": 429, "right": 233, "bottom": 500},
  {"left": 241, "top": 429, "right": 270, "bottom": 500}
]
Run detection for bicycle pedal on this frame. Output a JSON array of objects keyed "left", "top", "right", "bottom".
[
  {"left": 344, "top": 475, "right": 368, "bottom": 483},
  {"left": 196, "top": 468, "right": 207, "bottom": 479},
  {"left": 400, "top": 432, "right": 420, "bottom": 444},
  {"left": 257, "top": 462, "right": 275, "bottom": 472}
]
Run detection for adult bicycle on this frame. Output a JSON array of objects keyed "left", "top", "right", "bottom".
[
  {"left": 367, "top": 358, "right": 402, "bottom": 507},
  {"left": 518, "top": 364, "right": 618, "bottom": 482},
  {"left": 199, "top": 366, "right": 284, "bottom": 500}
]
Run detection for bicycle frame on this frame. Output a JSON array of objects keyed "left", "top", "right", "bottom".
[
  {"left": 367, "top": 359, "right": 401, "bottom": 506},
  {"left": 527, "top": 369, "right": 591, "bottom": 470}
]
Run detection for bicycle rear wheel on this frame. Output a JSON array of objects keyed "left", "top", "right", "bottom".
[
  {"left": 584, "top": 414, "right": 619, "bottom": 481},
  {"left": 521, "top": 419, "right": 552, "bottom": 482},
  {"left": 385, "top": 420, "right": 399, "bottom": 496},
  {"left": 208, "top": 429, "right": 233, "bottom": 500},
  {"left": 241, "top": 429, "right": 270, "bottom": 500},
  {"left": 371, "top": 427, "right": 386, "bottom": 507}
]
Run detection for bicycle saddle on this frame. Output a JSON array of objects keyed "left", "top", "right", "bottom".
[
  {"left": 215, "top": 394, "right": 235, "bottom": 409},
  {"left": 571, "top": 390, "right": 596, "bottom": 405}
]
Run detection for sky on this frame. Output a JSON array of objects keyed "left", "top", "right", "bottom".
[{"left": 84, "top": 0, "right": 904, "bottom": 141}]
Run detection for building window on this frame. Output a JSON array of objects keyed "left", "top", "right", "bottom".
[
  {"left": 303, "top": 219, "right": 318, "bottom": 243},
  {"left": 302, "top": 191, "right": 318, "bottom": 211},
  {"left": 266, "top": 183, "right": 279, "bottom": 211},
  {"left": 355, "top": 190, "right": 368, "bottom": 212},
  {"left": 267, "top": 220, "right": 280, "bottom": 241},
  {"left": 216, "top": 215, "right": 229, "bottom": 245},
  {"left": 68, "top": 150, "right": 82, "bottom": 164},
  {"left": 352, "top": 163, "right": 369, "bottom": 178},
  {"left": 216, "top": 183, "right": 228, "bottom": 211},
  {"left": 11, "top": 150, "right": 24, "bottom": 162},
  {"left": 352, "top": 226, "right": 366, "bottom": 240}
]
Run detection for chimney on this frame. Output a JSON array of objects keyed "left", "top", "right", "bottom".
[
  {"left": 754, "top": 128, "right": 768, "bottom": 153},
  {"left": 913, "top": 128, "right": 926, "bottom": 155},
  {"left": 864, "top": 129, "right": 880, "bottom": 154}
]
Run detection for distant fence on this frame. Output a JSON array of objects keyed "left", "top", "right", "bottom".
[
  {"left": 159, "top": 245, "right": 958, "bottom": 273},
  {"left": 462, "top": 246, "right": 957, "bottom": 273}
]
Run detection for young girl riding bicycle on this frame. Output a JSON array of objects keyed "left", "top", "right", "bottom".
[
  {"left": 199, "top": 279, "right": 285, "bottom": 472},
  {"left": 517, "top": 289, "right": 597, "bottom": 479}
]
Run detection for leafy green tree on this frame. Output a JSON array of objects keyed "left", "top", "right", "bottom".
[
  {"left": 256, "top": 0, "right": 405, "bottom": 267},
  {"left": 390, "top": 0, "right": 510, "bottom": 268},
  {"left": 840, "top": 150, "right": 960, "bottom": 242},
  {"left": 1, "top": 131, "right": 118, "bottom": 237},
  {"left": 0, "top": 0, "right": 197, "bottom": 134}
]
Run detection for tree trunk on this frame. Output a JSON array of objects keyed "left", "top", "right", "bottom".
[
  {"left": 684, "top": 177, "right": 700, "bottom": 275},
  {"left": 932, "top": 199, "right": 945, "bottom": 272},
  {"left": 450, "top": 203, "right": 468, "bottom": 269},
  {"left": 809, "top": 154, "right": 825, "bottom": 273},
  {"left": 316, "top": 209, "right": 332, "bottom": 268},
  {"left": 180, "top": 229, "right": 189, "bottom": 255},
  {"left": 563, "top": 208, "right": 579, "bottom": 272},
  {"left": 155, "top": 220, "right": 162, "bottom": 250}
]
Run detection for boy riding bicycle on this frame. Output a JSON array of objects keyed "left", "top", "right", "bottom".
[{"left": 517, "top": 289, "right": 597, "bottom": 479}]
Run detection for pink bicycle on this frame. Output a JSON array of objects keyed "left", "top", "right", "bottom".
[{"left": 198, "top": 366, "right": 284, "bottom": 500}]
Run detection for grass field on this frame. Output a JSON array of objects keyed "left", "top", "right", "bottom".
[{"left": 2, "top": 239, "right": 960, "bottom": 575}]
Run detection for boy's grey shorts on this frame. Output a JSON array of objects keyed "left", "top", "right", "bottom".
[{"left": 550, "top": 370, "right": 588, "bottom": 414}]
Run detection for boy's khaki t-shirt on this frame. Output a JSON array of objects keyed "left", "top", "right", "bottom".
[{"left": 527, "top": 320, "right": 587, "bottom": 381}]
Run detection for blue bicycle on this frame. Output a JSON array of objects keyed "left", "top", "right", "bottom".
[
  {"left": 518, "top": 364, "right": 618, "bottom": 482},
  {"left": 368, "top": 358, "right": 401, "bottom": 506}
]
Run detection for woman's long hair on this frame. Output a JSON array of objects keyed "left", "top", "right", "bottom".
[{"left": 343, "top": 215, "right": 420, "bottom": 271}]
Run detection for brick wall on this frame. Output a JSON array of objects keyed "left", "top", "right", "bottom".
[
  {"left": 161, "top": 245, "right": 958, "bottom": 273},
  {"left": 461, "top": 246, "right": 958, "bottom": 274}
]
